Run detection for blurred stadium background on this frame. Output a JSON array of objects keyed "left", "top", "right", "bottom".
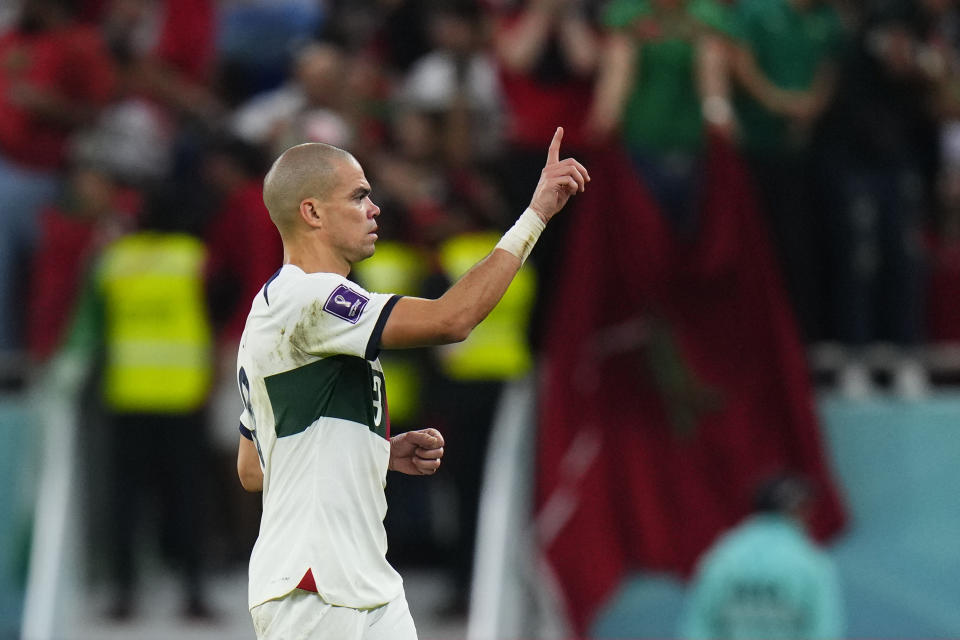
[{"left": 2, "top": 0, "right": 960, "bottom": 639}]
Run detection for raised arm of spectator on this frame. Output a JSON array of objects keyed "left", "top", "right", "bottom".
[
  {"left": 805, "top": 60, "right": 839, "bottom": 120},
  {"left": 380, "top": 127, "right": 589, "bottom": 349},
  {"left": 495, "top": 0, "right": 598, "bottom": 76},
  {"left": 731, "top": 43, "right": 835, "bottom": 122},
  {"left": 731, "top": 43, "right": 793, "bottom": 116},
  {"left": 697, "top": 34, "right": 736, "bottom": 139},
  {"left": 585, "top": 30, "right": 637, "bottom": 139},
  {"left": 557, "top": 1, "right": 600, "bottom": 75},
  {"left": 130, "top": 58, "right": 223, "bottom": 121},
  {"left": 494, "top": 1, "right": 557, "bottom": 72}
]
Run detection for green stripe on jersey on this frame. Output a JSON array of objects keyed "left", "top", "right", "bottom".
[{"left": 265, "top": 355, "right": 387, "bottom": 439}]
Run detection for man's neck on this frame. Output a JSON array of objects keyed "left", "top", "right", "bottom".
[{"left": 282, "top": 235, "right": 350, "bottom": 277}]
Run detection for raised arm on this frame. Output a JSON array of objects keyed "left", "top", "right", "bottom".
[
  {"left": 493, "top": 2, "right": 556, "bottom": 73},
  {"left": 697, "top": 34, "right": 735, "bottom": 139},
  {"left": 494, "top": 0, "right": 598, "bottom": 76},
  {"left": 380, "top": 127, "right": 589, "bottom": 349},
  {"left": 585, "top": 31, "right": 637, "bottom": 140}
]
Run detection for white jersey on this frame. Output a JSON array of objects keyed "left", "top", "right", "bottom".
[{"left": 237, "top": 264, "right": 404, "bottom": 610}]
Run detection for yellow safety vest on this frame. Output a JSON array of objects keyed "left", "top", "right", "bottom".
[
  {"left": 352, "top": 241, "right": 429, "bottom": 425},
  {"left": 98, "top": 232, "right": 213, "bottom": 413},
  {"left": 437, "top": 232, "right": 535, "bottom": 381}
]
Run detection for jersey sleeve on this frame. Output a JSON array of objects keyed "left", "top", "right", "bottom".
[
  {"left": 239, "top": 409, "right": 254, "bottom": 437},
  {"left": 289, "top": 274, "right": 402, "bottom": 361},
  {"left": 237, "top": 345, "right": 258, "bottom": 434}
]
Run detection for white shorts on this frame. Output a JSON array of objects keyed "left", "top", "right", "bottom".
[{"left": 250, "top": 589, "right": 418, "bottom": 640}]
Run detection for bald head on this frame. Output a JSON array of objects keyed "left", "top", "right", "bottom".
[{"left": 262, "top": 143, "right": 353, "bottom": 234}]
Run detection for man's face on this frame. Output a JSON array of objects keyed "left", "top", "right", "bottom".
[{"left": 319, "top": 155, "right": 380, "bottom": 265}]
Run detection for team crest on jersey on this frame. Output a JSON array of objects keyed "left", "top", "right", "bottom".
[{"left": 323, "top": 284, "right": 369, "bottom": 323}]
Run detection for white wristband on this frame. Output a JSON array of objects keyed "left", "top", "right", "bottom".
[{"left": 495, "top": 207, "right": 546, "bottom": 264}]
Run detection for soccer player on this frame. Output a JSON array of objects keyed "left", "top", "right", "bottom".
[{"left": 236, "top": 127, "right": 588, "bottom": 639}]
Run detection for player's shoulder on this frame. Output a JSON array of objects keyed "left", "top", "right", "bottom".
[
  {"left": 271, "top": 267, "right": 371, "bottom": 301},
  {"left": 258, "top": 266, "right": 379, "bottom": 322}
]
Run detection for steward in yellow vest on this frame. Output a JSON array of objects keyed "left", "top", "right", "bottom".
[
  {"left": 351, "top": 240, "right": 429, "bottom": 427},
  {"left": 428, "top": 229, "right": 537, "bottom": 614},
  {"left": 97, "top": 232, "right": 213, "bottom": 413},
  {"left": 436, "top": 231, "right": 535, "bottom": 381},
  {"left": 70, "top": 185, "right": 214, "bottom": 619}
]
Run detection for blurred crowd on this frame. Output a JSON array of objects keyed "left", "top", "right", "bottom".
[{"left": 4, "top": 0, "right": 960, "bottom": 627}]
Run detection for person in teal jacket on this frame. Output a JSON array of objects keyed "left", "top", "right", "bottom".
[{"left": 679, "top": 474, "right": 844, "bottom": 639}]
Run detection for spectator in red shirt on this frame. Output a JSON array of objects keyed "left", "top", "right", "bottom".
[
  {"left": 27, "top": 161, "right": 135, "bottom": 362},
  {"left": 99, "top": 0, "right": 221, "bottom": 129},
  {"left": 0, "top": 0, "right": 115, "bottom": 356},
  {"left": 202, "top": 136, "right": 283, "bottom": 349},
  {"left": 490, "top": 0, "right": 600, "bottom": 350},
  {"left": 492, "top": 0, "right": 598, "bottom": 157}
]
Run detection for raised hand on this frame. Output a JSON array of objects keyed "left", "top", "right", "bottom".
[
  {"left": 528, "top": 127, "right": 590, "bottom": 223},
  {"left": 389, "top": 428, "right": 445, "bottom": 475}
]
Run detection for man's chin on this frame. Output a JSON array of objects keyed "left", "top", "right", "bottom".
[{"left": 352, "top": 244, "right": 377, "bottom": 263}]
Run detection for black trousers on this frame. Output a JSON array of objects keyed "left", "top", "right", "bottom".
[
  {"left": 432, "top": 379, "right": 503, "bottom": 598},
  {"left": 747, "top": 151, "right": 827, "bottom": 342},
  {"left": 108, "top": 411, "right": 208, "bottom": 602}
]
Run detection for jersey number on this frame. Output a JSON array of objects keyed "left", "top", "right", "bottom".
[{"left": 371, "top": 370, "right": 384, "bottom": 428}]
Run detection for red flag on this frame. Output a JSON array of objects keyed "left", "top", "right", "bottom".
[{"left": 535, "top": 141, "right": 846, "bottom": 635}]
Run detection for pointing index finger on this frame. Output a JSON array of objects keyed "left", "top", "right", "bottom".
[{"left": 547, "top": 126, "right": 563, "bottom": 165}]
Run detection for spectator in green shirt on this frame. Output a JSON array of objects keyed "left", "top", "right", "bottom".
[
  {"left": 731, "top": 0, "right": 844, "bottom": 156},
  {"left": 679, "top": 474, "right": 844, "bottom": 640},
  {"left": 728, "top": 0, "right": 846, "bottom": 341},
  {"left": 586, "top": 0, "right": 735, "bottom": 235}
]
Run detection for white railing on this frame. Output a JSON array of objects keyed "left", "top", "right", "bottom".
[
  {"left": 467, "top": 375, "right": 570, "bottom": 640},
  {"left": 21, "top": 355, "right": 86, "bottom": 640}
]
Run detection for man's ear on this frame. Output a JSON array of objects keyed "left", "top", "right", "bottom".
[{"left": 299, "top": 198, "right": 324, "bottom": 229}]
